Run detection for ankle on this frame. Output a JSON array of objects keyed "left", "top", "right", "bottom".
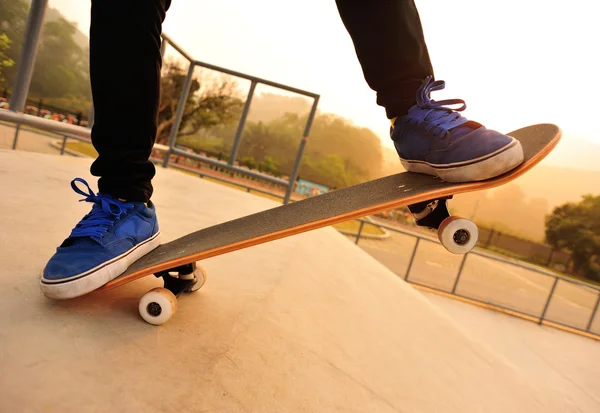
[{"left": 389, "top": 103, "right": 417, "bottom": 128}]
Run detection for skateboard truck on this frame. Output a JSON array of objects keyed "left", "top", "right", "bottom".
[
  {"left": 408, "top": 196, "right": 478, "bottom": 254},
  {"left": 137, "top": 262, "right": 207, "bottom": 325}
]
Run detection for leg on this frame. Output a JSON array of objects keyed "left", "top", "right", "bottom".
[
  {"left": 40, "top": 0, "right": 169, "bottom": 299},
  {"left": 335, "top": 0, "right": 433, "bottom": 119},
  {"left": 336, "top": 0, "right": 524, "bottom": 183},
  {"left": 89, "top": 0, "right": 171, "bottom": 202}
]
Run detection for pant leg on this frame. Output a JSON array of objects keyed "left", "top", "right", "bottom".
[
  {"left": 335, "top": 0, "right": 434, "bottom": 119},
  {"left": 89, "top": 0, "right": 171, "bottom": 202}
]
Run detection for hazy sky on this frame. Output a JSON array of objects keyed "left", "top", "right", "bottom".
[{"left": 48, "top": 0, "right": 599, "bottom": 157}]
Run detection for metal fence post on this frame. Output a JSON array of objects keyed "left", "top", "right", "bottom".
[
  {"left": 160, "top": 37, "right": 169, "bottom": 59},
  {"left": 228, "top": 81, "right": 257, "bottom": 166},
  {"left": 162, "top": 62, "right": 195, "bottom": 168},
  {"left": 585, "top": 292, "right": 600, "bottom": 332},
  {"left": 405, "top": 238, "right": 420, "bottom": 281},
  {"left": 539, "top": 277, "right": 559, "bottom": 324},
  {"left": 60, "top": 135, "right": 67, "bottom": 155},
  {"left": 9, "top": 0, "right": 48, "bottom": 151},
  {"left": 88, "top": 104, "right": 95, "bottom": 129},
  {"left": 546, "top": 248, "right": 555, "bottom": 267},
  {"left": 12, "top": 124, "right": 21, "bottom": 149},
  {"left": 451, "top": 254, "right": 469, "bottom": 294},
  {"left": 9, "top": 0, "right": 48, "bottom": 114},
  {"left": 283, "top": 96, "right": 320, "bottom": 204},
  {"left": 485, "top": 228, "right": 495, "bottom": 248},
  {"left": 355, "top": 221, "right": 365, "bottom": 244}
]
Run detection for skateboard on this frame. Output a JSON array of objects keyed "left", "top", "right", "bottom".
[{"left": 99, "top": 123, "right": 561, "bottom": 325}]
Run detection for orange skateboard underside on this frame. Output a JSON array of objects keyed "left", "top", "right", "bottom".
[{"left": 100, "top": 123, "right": 561, "bottom": 291}]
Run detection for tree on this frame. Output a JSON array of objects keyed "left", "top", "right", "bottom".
[
  {"left": 301, "top": 154, "right": 351, "bottom": 188},
  {"left": 157, "top": 61, "right": 243, "bottom": 145},
  {"left": 0, "top": 33, "right": 15, "bottom": 83},
  {"left": 239, "top": 156, "right": 257, "bottom": 170},
  {"left": 304, "top": 113, "right": 383, "bottom": 184},
  {"left": 29, "top": 18, "right": 90, "bottom": 99},
  {"left": 0, "top": 0, "right": 92, "bottom": 113},
  {"left": 261, "top": 156, "right": 280, "bottom": 176},
  {"left": 0, "top": 0, "right": 29, "bottom": 87},
  {"left": 235, "top": 121, "right": 278, "bottom": 163},
  {"left": 545, "top": 195, "right": 600, "bottom": 279},
  {"left": 235, "top": 110, "right": 384, "bottom": 187}
]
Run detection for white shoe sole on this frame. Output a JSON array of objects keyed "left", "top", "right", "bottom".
[
  {"left": 400, "top": 137, "right": 524, "bottom": 182},
  {"left": 40, "top": 232, "right": 161, "bottom": 300}
]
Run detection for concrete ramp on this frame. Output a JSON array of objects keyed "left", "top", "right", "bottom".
[{"left": 0, "top": 150, "right": 589, "bottom": 412}]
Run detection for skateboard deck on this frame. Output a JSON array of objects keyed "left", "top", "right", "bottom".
[{"left": 100, "top": 123, "right": 560, "bottom": 323}]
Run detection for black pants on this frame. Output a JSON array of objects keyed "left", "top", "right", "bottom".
[{"left": 89, "top": 0, "right": 433, "bottom": 202}]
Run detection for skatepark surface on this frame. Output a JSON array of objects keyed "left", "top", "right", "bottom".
[{"left": 1, "top": 149, "right": 599, "bottom": 413}]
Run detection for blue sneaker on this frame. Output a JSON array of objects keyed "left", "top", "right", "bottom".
[
  {"left": 40, "top": 178, "right": 160, "bottom": 299},
  {"left": 391, "top": 76, "right": 524, "bottom": 182}
]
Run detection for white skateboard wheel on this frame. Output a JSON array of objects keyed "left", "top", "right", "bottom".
[
  {"left": 138, "top": 287, "right": 178, "bottom": 325},
  {"left": 438, "top": 216, "right": 478, "bottom": 254},
  {"left": 185, "top": 266, "right": 207, "bottom": 293}
]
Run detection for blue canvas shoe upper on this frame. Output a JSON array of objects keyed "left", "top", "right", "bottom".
[
  {"left": 42, "top": 178, "right": 159, "bottom": 283},
  {"left": 391, "top": 76, "right": 518, "bottom": 167}
]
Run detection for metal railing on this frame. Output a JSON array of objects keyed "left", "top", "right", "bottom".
[
  {"left": 165, "top": 162, "right": 289, "bottom": 201},
  {"left": 158, "top": 33, "right": 319, "bottom": 204},
  {"left": 353, "top": 219, "right": 600, "bottom": 338},
  {"left": 0, "top": 119, "right": 296, "bottom": 202},
  {"left": 1, "top": 0, "right": 319, "bottom": 205}
]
